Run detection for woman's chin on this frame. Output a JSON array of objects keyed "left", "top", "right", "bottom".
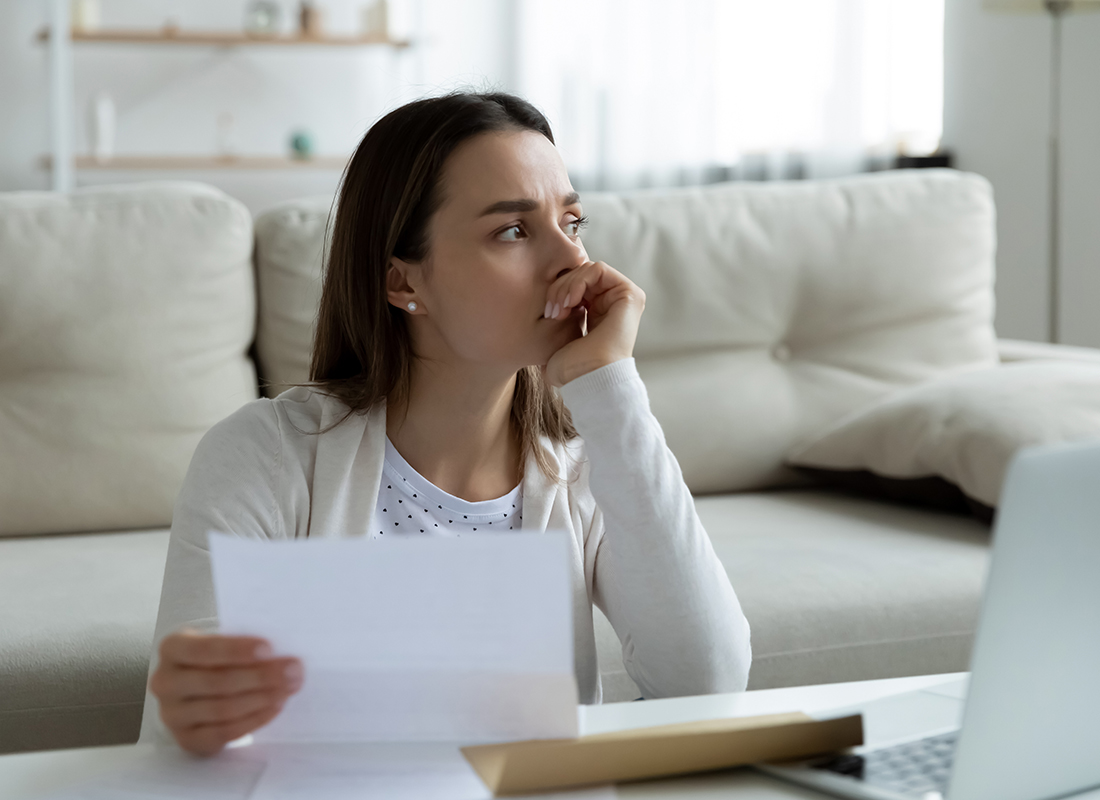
[{"left": 523, "top": 325, "right": 580, "bottom": 369}]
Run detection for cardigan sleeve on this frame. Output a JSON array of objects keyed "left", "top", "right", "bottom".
[
  {"left": 559, "top": 358, "right": 751, "bottom": 698},
  {"left": 138, "top": 398, "right": 288, "bottom": 743}
]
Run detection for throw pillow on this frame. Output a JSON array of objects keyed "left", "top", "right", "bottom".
[{"left": 787, "top": 361, "right": 1100, "bottom": 510}]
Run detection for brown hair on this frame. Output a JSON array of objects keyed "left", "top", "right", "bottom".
[{"left": 308, "top": 91, "right": 577, "bottom": 481}]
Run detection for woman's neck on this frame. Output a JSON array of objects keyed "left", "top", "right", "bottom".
[{"left": 385, "top": 361, "right": 522, "bottom": 503}]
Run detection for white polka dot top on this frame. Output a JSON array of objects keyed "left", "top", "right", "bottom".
[{"left": 370, "top": 437, "right": 523, "bottom": 539}]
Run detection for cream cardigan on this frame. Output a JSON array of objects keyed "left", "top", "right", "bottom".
[{"left": 139, "top": 358, "right": 751, "bottom": 742}]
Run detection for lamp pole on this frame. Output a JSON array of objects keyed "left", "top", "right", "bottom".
[{"left": 1045, "top": 0, "right": 1069, "bottom": 343}]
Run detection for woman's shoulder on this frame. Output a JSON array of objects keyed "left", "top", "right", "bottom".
[
  {"left": 266, "top": 385, "right": 335, "bottom": 433},
  {"left": 201, "top": 386, "right": 365, "bottom": 455}
]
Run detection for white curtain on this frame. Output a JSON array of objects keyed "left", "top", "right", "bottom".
[{"left": 515, "top": 0, "right": 944, "bottom": 190}]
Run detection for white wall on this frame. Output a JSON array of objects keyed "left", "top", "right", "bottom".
[
  {"left": 1060, "top": 13, "right": 1100, "bottom": 348},
  {"left": 0, "top": 0, "right": 514, "bottom": 213},
  {"left": 943, "top": 0, "right": 1100, "bottom": 346}
]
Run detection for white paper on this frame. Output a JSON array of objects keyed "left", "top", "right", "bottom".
[
  {"left": 208, "top": 532, "right": 578, "bottom": 743},
  {"left": 246, "top": 744, "right": 488, "bottom": 800},
  {"left": 246, "top": 744, "right": 617, "bottom": 800},
  {"left": 37, "top": 747, "right": 266, "bottom": 800},
  {"left": 35, "top": 744, "right": 616, "bottom": 800}
]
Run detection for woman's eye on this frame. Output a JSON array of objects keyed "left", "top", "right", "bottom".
[
  {"left": 498, "top": 225, "right": 523, "bottom": 242},
  {"left": 565, "top": 215, "right": 589, "bottom": 237}
]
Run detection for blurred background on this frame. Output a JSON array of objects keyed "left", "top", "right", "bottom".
[{"left": 1, "top": 0, "right": 1098, "bottom": 346}]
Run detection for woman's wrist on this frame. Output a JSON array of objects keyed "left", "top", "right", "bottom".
[
  {"left": 558, "top": 356, "right": 622, "bottom": 387},
  {"left": 559, "top": 356, "right": 638, "bottom": 400}
]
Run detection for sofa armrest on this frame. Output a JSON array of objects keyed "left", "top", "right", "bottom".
[{"left": 997, "top": 338, "right": 1100, "bottom": 365}]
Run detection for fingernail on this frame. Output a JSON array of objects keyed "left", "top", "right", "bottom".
[
  {"left": 544, "top": 301, "right": 552, "bottom": 319},
  {"left": 553, "top": 303, "right": 561, "bottom": 319},
  {"left": 254, "top": 643, "right": 272, "bottom": 659},
  {"left": 285, "top": 661, "right": 303, "bottom": 689}
]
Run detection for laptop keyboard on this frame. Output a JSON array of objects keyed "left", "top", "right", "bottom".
[{"left": 811, "top": 730, "right": 959, "bottom": 798}]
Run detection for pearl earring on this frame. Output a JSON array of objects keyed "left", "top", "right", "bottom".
[{"left": 407, "top": 301, "right": 417, "bottom": 312}]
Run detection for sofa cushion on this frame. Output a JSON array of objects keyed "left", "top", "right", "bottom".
[
  {"left": 581, "top": 170, "right": 998, "bottom": 493},
  {"left": 253, "top": 171, "right": 998, "bottom": 493},
  {"left": 0, "top": 183, "right": 258, "bottom": 537},
  {"left": 787, "top": 362, "right": 1100, "bottom": 507},
  {"left": 592, "top": 490, "right": 989, "bottom": 701},
  {"left": 0, "top": 529, "right": 170, "bottom": 754},
  {"left": 253, "top": 197, "right": 332, "bottom": 397},
  {"left": 594, "top": 488, "right": 990, "bottom": 699},
  {"left": 707, "top": 490, "right": 988, "bottom": 690}
]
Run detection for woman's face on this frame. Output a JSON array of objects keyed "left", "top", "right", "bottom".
[{"left": 393, "top": 129, "right": 589, "bottom": 373}]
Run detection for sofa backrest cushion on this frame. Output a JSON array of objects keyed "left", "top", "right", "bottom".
[
  {"left": 582, "top": 170, "right": 998, "bottom": 491},
  {"left": 253, "top": 197, "right": 332, "bottom": 397},
  {"left": 0, "top": 182, "right": 257, "bottom": 537},
  {"left": 253, "top": 169, "right": 998, "bottom": 494}
]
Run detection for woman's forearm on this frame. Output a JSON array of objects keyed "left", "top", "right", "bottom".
[{"left": 561, "top": 358, "right": 751, "bottom": 698}]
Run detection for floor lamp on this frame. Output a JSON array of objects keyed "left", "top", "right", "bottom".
[{"left": 983, "top": 0, "right": 1100, "bottom": 343}]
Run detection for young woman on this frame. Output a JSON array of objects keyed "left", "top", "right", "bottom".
[{"left": 141, "top": 92, "right": 751, "bottom": 756}]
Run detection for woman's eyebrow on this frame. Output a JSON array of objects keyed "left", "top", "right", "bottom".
[{"left": 477, "top": 192, "right": 582, "bottom": 217}]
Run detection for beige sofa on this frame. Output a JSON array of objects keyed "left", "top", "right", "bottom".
[{"left": 2, "top": 172, "right": 1092, "bottom": 755}]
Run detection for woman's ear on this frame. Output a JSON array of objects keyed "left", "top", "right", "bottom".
[{"left": 387, "top": 258, "right": 422, "bottom": 314}]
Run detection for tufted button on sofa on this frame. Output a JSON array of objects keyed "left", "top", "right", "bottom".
[{"left": 2, "top": 172, "right": 1095, "bottom": 754}]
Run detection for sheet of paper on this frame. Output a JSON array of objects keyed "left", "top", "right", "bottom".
[
  {"left": 37, "top": 747, "right": 266, "bottom": 800},
  {"left": 246, "top": 744, "right": 616, "bottom": 800},
  {"left": 35, "top": 744, "right": 616, "bottom": 800},
  {"left": 208, "top": 532, "right": 578, "bottom": 743},
  {"left": 246, "top": 743, "right": 488, "bottom": 800}
]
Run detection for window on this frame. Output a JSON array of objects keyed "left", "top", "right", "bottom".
[{"left": 516, "top": 0, "right": 944, "bottom": 189}]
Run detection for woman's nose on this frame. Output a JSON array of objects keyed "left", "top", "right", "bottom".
[{"left": 551, "top": 235, "right": 587, "bottom": 281}]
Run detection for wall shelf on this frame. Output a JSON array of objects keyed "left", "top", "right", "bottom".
[
  {"left": 39, "top": 155, "right": 350, "bottom": 171},
  {"left": 39, "top": 0, "right": 413, "bottom": 191},
  {"left": 37, "top": 27, "right": 411, "bottom": 48}
]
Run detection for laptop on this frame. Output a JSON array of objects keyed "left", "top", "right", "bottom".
[{"left": 758, "top": 439, "right": 1100, "bottom": 800}]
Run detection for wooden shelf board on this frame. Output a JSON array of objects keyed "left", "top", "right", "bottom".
[
  {"left": 37, "top": 27, "right": 411, "bottom": 48},
  {"left": 40, "top": 155, "right": 350, "bottom": 171}
]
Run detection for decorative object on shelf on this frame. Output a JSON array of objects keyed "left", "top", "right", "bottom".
[
  {"left": 216, "top": 112, "right": 236, "bottom": 157},
  {"left": 70, "top": 0, "right": 101, "bottom": 32},
  {"left": 984, "top": 0, "right": 1100, "bottom": 344},
  {"left": 299, "top": 1, "right": 324, "bottom": 38},
  {"left": 362, "top": 0, "right": 389, "bottom": 39},
  {"left": 289, "top": 130, "right": 314, "bottom": 160},
  {"left": 244, "top": 0, "right": 282, "bottom": 36},
  {"left": 89, "top": 92, "right": 115, "bottom": 163}
]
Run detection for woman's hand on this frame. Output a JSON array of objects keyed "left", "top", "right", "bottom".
[
  {"left": 149, "top": 630, "right": 303, "bottom": 757},
  {"left": 542, "top": 260, "right": 646, "bottom": 387}
]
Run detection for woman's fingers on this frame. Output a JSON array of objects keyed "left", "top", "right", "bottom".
[
  {"left": 152, "top": 657, "right": 301, "bottom": 702},
  {"left": 159, "top": 631, "right": 272, "bottom": 668},
  {"left": 150, "top": 631, "right": 305, "bottom": 757},
  {"left": 160, "top": 687, "right": 287, "bottom": 729},
  {"left": 542, "top": 259, "right": 646, "bottom": 388},
  {"left": 546, "top": 261, "right": 601, "bottom": 318},
  {"left": 545, "top": 261, "right": 643, "bottom": 321},
  {"left": 175, "top": 701, "right": 288, "bottom": 758}
]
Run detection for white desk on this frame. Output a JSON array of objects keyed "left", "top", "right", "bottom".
[{"left": 0, "top": 673, "right": 985, "bottom": 800}]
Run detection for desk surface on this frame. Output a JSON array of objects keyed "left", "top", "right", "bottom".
[{"left": 0, "top": 673, "right": 973, "bottom": 800}]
